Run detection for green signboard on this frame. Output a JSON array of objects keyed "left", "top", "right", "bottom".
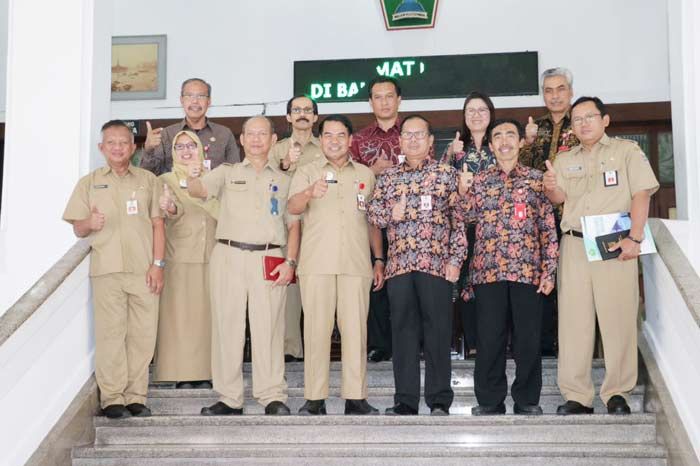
[{"left": 293, "top": 52, "right": 539, "bottom": 103}]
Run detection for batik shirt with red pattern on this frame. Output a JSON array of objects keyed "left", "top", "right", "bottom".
[
  {"left": 463, "top": 163, "right": 558, "bottom": 297},
  {"left": 367, "top": 158, "right": 467, "bottom": 280},
  {"left": 349, "top": 120, "right": 403, "bottom": 167}
]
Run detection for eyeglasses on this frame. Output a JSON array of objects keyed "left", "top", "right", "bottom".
[
  {"left": 466, "top": 107, "right": 490, "bottom": 117},
  {"left": 174, "top": 143, "right": 197, "bottom": 151},
  {"left": 290, "top": 107, "right": 315, "bottom": 115},
  {"left": 182, "top": 93, "right": 209, "bottom": 101},
  {"left": 571, "top": 113, "right": 602, "bottom": 126},
  {"left": 400, "top": 131, "right": 429, "bottom": 140}
]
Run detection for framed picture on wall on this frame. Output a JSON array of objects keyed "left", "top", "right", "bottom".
[{"left": 111, "top": 35, "right": 167, "bottom": 101}]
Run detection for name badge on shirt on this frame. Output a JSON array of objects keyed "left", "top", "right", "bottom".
[
  {"left": 513, "top": 203, "right": 527, "bottom": 220},
  {"left": 126, "top": 200, "right": 138, "bottom": 215},
  {"left": 604, "top": 170, "right": 618, "bottom": 187},
  {"left": 326, "top": 171, "right": 337, "bottom": 184},
  {"left": 398, "top": 154, "right": 406, "bottom": 164},
  {"left": 357, "top": 194, "right": 366, "bottom": 211},
  {"left": 179, "top": 178, "right": 188, "bottom": 188},
  {"left": 93, "top": 184, "right": 108, "bottom": 189},
  {"left": 203, "top": 159, "right": 212, "bottom": 171},
  {"left": 420, "top": 195, "right": 432, "bottom": 211}
]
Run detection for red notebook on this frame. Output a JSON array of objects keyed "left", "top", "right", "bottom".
[{"left": 263, "top": 256, "right": 297, "bottom": 283}]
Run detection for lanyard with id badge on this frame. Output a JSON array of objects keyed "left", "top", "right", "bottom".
[
  {"left": 355, "top": 180, "right": 367, "bottom": 211},
  {"left": 420, "top": 172, "right": 437, "bottom": 211},
  {"left": 126, "top": 191, "right": 138, "bottom": 215},
  {"left": 269, "top": 180, "right": 280, "bottom": 216}
]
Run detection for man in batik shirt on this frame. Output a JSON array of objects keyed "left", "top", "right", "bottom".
[
  {"left": 367, "top": 115, "right": 467, "bottom": 416},
  {"left": 464, "top": 118, "right": 558, "bottom": 416}
]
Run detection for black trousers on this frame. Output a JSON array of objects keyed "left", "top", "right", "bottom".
[
  {"left": 387, "top": 271, "right": 454, "bottom": 410},
  {"left": 458, "top": 225, "right": 477, "bottom": 352},
  {"left": 367, "top": 229, "right": 392, "bottom": 356},
  {"left": 474, "top": 281, "right": 543, "bottom": 407}
]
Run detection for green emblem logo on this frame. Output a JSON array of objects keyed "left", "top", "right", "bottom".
[{"left": 380, "top": 0, "right": 438, "bottom": 31}]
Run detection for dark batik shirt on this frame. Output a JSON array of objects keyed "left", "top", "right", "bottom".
[
  {"left": 367, "top": 158, "right": 467, "bottom": 280},
  {"left": 350, "top": 120, "right": 403, "bottom": 167},
  {"left": 440, "top": 139, "right": 495, "bottom": 174},
  {"left": 520, "top": 112, "right": 579, "bottom": 172},
  {"left": 463, "top": 163, "right": 558, "bottom": 297}
]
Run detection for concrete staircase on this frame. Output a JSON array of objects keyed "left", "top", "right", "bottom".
[{"left": 73, "top": 359, "right": 668, "bottom": 465}]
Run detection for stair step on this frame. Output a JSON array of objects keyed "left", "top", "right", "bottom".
[
  {"left": 92, "top": 414, "right": 657, "bottom": 446},
  {"left": 150, "top": 359, "right": 615, "bottom": 389},
  {"left": 145, "top": 385, "right": 645, "bottom": 415},
  {"left": 73, "top": 443, "right": 667, "bottom": 465}
]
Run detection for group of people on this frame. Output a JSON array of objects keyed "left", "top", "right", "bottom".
[{"left": 62, "top": 67, "right": 659, "bottom": 419}]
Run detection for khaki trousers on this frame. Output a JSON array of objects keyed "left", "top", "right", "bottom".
[
  {"left": 91, "top": 272, "right": 159, "bottom": 409},
  {"left": 209, "top": 243, "right": 288, "bottom": 408},
  {"left": 557, "top": 235, "right": 639, "bottom": 406},
  {"left": 299, "top": 274, "right": 371, "bottom": 400},
  {"left": 284, "top": 283, "right": 304, "bottom": 358}
]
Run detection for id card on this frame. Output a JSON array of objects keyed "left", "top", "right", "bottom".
[
  {"left": 513, "top": 202, "right": 526, "bottom": 220},
  {"left": 604, "top": 170, "right": 618, "bottom": 187},
  {"left": 398, "top": 154, "right": 406, "bottom": 164},
  {"left": 179, "top": 178, "right": 188, "bottom": 188},
  {"left": 357, "top": 193, "right": 366, "bottom": 211},
  {"left": 203, "top": 159, "right": 212, "bottom": 171},
  {"left": 126, "top": 199, "right": 138, "bottom": 215},
  {"left": 420, "top": 195, "right": 432, "bottom": 211}
]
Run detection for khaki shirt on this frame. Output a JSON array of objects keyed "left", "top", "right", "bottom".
[
  {"left": 269, "top": 136, "right": 323, "bottom": 173},
  {"left": 62, "top": 165, "right": 162, "bottom": 277},
  {"left": 160, "top": 173, "right": 217, "bottom": 264},
  {"left": 201, "top": 159, "right": 298, "bottom": 245},
  {"left": 289, "top": 156, "right": 376, "bottom": 277},
  {"left": 554, "top": 134, "right": 659, "bottom": 232}
]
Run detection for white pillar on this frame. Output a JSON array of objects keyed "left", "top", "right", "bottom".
[
  {"left": 668, "top": 0, "right": 700, "bottom": 222},
  {"left": 0, "top": 0, "right": 112, "bottom": 313}
]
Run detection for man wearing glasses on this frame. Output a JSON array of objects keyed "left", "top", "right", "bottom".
[
  {"left": 140, "top": 78, "right": 241, "bottom": 176},
  {"left": 367, "top": 115, "right": 467, "bottom": 415},
  {"left": 520, "top": 67, "right": 579, "bottom": 358},
  {"left": 544, "top": 97, "right": 658, "bottom": 415},
  {"left": 270, "top": 95, "right": 324, "bottom": 362}
]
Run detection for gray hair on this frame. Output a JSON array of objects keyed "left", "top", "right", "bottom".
[
  {"left": 241, "top": 115, "right": 275, "bottom": 134},
  {"left": 181, "top": 78, "right": 212, "bottom": 97},
  {"left": 540, "top": 67, "right": 573, "bottom": 89}
]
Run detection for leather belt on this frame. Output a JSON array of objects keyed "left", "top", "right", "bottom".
[
  {"left": 218, "top": 239, "right": 281, "bottom": 251},
  {"left": 565, "top": 230, "right": 584, "bottom": 238}
]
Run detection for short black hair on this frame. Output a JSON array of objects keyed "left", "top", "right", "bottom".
[
  {"left": 319, "top": 114, "right": 353, "bottom": 135},
  {"left": 286, "top": 95, "right": 318, "bottom": 115},
  {"left": 488, "top": 118, "right": 524, "bottom": 143},
  {"left": 101, "top": 120, "right": 134, "bottom": 142},
  {"left": 571, "top": 96, "right": 608, "bottom": 116},
  {"left": 400, "top": 114, "right": 433, "bottom": 135},
  {"left": 181, "top": 78, "right": 211, "bottom": 97},
  {"left": 367, "top": 76, "right": 402, "bottom": 98}
]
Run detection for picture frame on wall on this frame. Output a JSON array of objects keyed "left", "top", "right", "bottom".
[{"left": 111, "top": 35, "right": 167, "bottom": 101}]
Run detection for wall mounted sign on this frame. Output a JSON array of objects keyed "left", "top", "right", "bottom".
[
  {"left": 294, "top": 51, "right": 538, "bottom": 103},
  {"left": 111, "top": 35, "right": 167, "bottom": 101},
  {"left": 380, "top": 0, "right": 438, "bottom": 30}
]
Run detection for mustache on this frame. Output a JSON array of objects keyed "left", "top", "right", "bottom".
[{"left": 296, "top": 117, "right": 310, "bottom": 123}]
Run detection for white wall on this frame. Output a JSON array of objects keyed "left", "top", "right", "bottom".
[
  {"left": 110, "top": 0, "right": 670, "bottom": 120},
  {"left": 0, "top": 256, "right": 94, "bottom": 466},
  {"left": 0, "top": 0, "right": 8, "bottom": 120}
]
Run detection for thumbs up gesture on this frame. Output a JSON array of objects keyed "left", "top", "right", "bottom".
[
  {"left": 392, "top": 193, "right": 407, "bottom": 222},
  {"left": 144, "top": 121, "right": 163, "bottom": 152},
  {"left": 525, "top": 116, "right": 538, "bottom": 144},
  {"left": 544, "top": 160, "right": 558, "bottom": 191},
  {"left": 309, "top": 178, "right": 329, "bottom": 199},
  {"left": 458, "top": 164, "right": 474, "bottom": 195},
  {"left": 450, "top": 131, "right": 464, "bottom": 155},
  {"left": 90, "top": 205, "right": 105, "bottom": 232},
  {"left": 160, "top": 184, "right": 175, "bottom": 212},
  {"left": 188, "top": 162, "right": 202, "bottom": 179}
]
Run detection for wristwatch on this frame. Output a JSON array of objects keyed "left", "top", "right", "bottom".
[
  {"left": 153, "top": 259, "right": 166, "bottom": 268},
  {"left": 285, "top": 258, "right": 297, "bottom": 268},
  {"left": 372, "top": 256, "right": 385, "bottom": 264},
  {"left": 628, "top": 235, "right": 643, "bottom": 244}
]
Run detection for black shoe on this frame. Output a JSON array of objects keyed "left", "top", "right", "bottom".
[
  {"left": 430, "top": 404, "right": 450, "bottom": 416},
  {"left": 103, "top": 404, "right": 131, "bottom": 419},
  {"left": 265, "top": 400, "right": 291, "bottom": 415},
  {"left": 513, "top": 404, "right": 543, "bottom": 415},
  {"left": 367, "top": 349, "right": 390, "bottom": 363},
  {"left": 285, "top": 354, "right": 303, "bottom": 362},
  {"left": 541, "top": 348, "right": 557, "bottom": 358},
  {"left": 193, "top": 380, "right": 212, "bottom": 389},
  {"left": 557, "top": 400, "right": 594, "bottom": 415},
  {"left": 471, "top": 403, "right": 506, "bottom": 416},
  {"left": 385, "top": 403, "right": 418, "bottom": 415},
  {"left": 607, "top": 395, "right": 631, "bottom": 415},
  {"left": 201, "top": 401, "right": 242, "bottom": 416},
  {"left": 176, "top": 381, "right": 195, "bottom": 389},
  {"left": 125, "top": 403, "right": 152, "bottom": 417},
  {"left": 298, "top": 399, "right": 327, "bottom": 415},
  {"left": 345, "top": 399, "right": 379, "bottom": 415}
]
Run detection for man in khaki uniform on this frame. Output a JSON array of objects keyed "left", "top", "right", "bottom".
[
  {"left": 63, "top": 120, "right": 165, "bottom": 419},
  {"left": 269, "top": 95, "right": 323, "bottom": 361},
  {"left": 544, "top": 97, "right": 659, "bottom": 415},
  {"left": 288, "top": 114, "right": 384, "bottom": 415},
  {"left": 187, "top": 115, "right": 301, "bottom": 416}
]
